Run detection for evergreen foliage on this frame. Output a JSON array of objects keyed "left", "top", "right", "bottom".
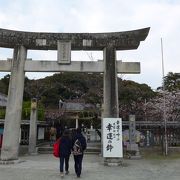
[{"left": 0, "top": 72, "right": 155, "bottom": 121}]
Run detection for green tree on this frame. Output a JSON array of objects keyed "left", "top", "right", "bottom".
[
  {"left": 0, "top": 108, "right": 6, "bottom": 119},
  {"left": 21, "top": 101, "right": 45, "bottom": 121},
  {"left": 163, "top": 72, "right": 180, "bottom": 92},
  {"left": 0, "top": 74, "right": 10, "bottom": 94},
  {"left": 118, "top": 79, "right": 156, "bottom": 120}
]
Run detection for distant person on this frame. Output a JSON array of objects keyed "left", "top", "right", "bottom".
[
  {"left": 49, "top": 126, "right": 57, "bottom": 146},
  {"left": 87, "top": 131, "right": 90, "bottom": 142},
  {"left": 72, "top": 128, "right": 87, "bottom": 178},
  {"left": 56, "top": 125, "right": 62, "bottom": 139},
  {"left": 59, "top": 130, "right": 72, "bottom": 178}
]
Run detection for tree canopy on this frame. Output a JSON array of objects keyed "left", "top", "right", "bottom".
[{"left": 0, "top": 72, "right": 155, "bottom": 121}]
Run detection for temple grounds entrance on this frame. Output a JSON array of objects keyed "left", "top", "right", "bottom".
[{"left": 0, "top": 27, "right": 150, "bottom": 162}]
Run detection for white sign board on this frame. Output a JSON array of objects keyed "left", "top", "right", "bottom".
[
  {"left": 38, "top": 127, "right": 45, "bottom": 140},
  {"left": 103, "top": 118, "right": 123, "bottom": 157},
  {"left": 57, "top": 41, "right": 71, "bottom": 64}
]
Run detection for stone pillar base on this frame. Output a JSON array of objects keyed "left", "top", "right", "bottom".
[
  {"left": 129, "top": 155, "right": 141, "bottom": 159},
  {"left": 126, "top": 143, "right": 141, "bottom": 159},
  {"left": 28, "top": 147, "right": 38, "bottom": 155},
  {"left": 28, "top": 152, "right": 38, "bottom": 156},
  {"left": 104, "top": 158, "right": 123, "bottom": 166}
]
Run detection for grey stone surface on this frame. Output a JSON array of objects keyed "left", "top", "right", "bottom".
[
  {"left": 0, "top": 28, "right": 150, "bottom": 50},
  {"left": 128, "top": 115, "right": 141, "bottom": 158},
  {"left": 57, "top": 41, "right": 71, "bottom": 64},
  {"left": 0, "top": 154, "right": 180, "bottom": 180},
  {"left": 129, "top": 115, "right": 136, "bottom": 144},
  {"left": 28, "top": 99, "right": 37, "bottom": 154},
  {"left": 0, "top": 60, "right": 140, "bottom": 74},
  {"left": 127, "top": 143, "right": 139, "bottom": 151},
  {"left": 102, "top": 45, "right": 119, "bottom": 164},
  {"left": 1, "top": 46, "right": 27, "bottom": 160},
  {"left": 103, "top": 46, "right": 119, "bottom": 118}
]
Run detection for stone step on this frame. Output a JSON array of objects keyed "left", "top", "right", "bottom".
[{"left": 37, "top": 145, "right": 101, "bottom": 155}]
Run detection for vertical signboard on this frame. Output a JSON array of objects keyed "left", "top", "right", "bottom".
[
  {"left": 103, "top": 118, "right": 123, "bottom": 157},
  {"left": 57, "top": 41, "right": 71, "bottom": 64},
  {"left": 38, "top": 127, "right": 45, "bottom": 140}
]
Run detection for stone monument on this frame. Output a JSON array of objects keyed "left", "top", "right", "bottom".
[{"left": 127, "top": 115, "right": 141, "bottom": 159}]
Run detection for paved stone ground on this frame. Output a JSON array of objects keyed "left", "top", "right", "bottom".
[{"left": 0, "top": 154, "right": 180, "bottom": 180}]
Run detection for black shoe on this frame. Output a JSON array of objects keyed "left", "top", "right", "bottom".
[
  {"left": 77, "top": 175, "right": 80, "bottom": 178},
  {"left": 65, "top": 171, "right": 69, "bottom": 175}
]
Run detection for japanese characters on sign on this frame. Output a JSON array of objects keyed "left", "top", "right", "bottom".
[
  {"left": 57, "top": 41, "right": 71, "bottom": 64},
  {"left": 103, "top": 118, "right": 123, "bottom": 157}
]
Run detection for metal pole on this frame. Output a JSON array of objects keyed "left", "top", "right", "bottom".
[{"left": 161, "top": 38, "right": 168, "bottom": 156}]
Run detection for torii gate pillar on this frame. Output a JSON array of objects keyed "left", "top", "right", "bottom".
[
  {"left": 102, "top": 45, "right": 121, "bottom": 166},
  {"left": 103, "top": 45, "right": 119, "bottom": 118},
  {"left": 1, "top": 46, "right": 27, "bottom": 161}
]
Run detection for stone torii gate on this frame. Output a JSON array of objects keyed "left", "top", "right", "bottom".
[{"left": 0, "top": 27, "right": 150, "bottom": 161}]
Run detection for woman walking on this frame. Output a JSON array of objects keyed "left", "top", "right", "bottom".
[
  {"left": 59, "top": 129, "right": 72, "bottom": 177},
  {"left": 72, "top": 128, "right": 87, "bottom": 178}
]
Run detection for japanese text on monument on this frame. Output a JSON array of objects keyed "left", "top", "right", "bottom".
[{"left": 103, "top": 118, "right": 123, "bottom": 157}]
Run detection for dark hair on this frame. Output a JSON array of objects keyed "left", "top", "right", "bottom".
[
  {"left": 63, "top": 129, "right": 69, "bottom": 136},
  {"left": 76, "top": 128, "right": 82, "bottom": 134}
]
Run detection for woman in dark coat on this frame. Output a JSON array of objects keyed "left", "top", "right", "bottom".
[
  {"left": 59, "top": 129, "right": 72, "bottom": 177},
  {"left": 72, "top": 128, "right": 87, "bottom": 178}
]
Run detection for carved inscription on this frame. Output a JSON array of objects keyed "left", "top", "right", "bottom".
[
  {"left": 36, "top": 39, "right": 47, "bottom": 46},
  {"left": 83, "top": 39, "right": 92, "bottom": 47},
  {"left": 57, "top": 41, "right": 71, "bottom": 64},
  {"left": 129, "top": 115, "right": 136, "bottom": 143}
]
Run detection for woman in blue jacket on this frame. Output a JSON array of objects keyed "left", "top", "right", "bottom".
[{"left": 59, "top": 129, "right": 72, "bottom": 177}]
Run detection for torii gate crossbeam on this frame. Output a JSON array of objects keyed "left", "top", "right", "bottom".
[{"left": 0, "top": 60, "right": 140, "bottom": 73}]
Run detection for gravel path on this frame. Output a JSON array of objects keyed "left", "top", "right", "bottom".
[{"left": 0, "top": 154, "right": 180, "bottom": 180}]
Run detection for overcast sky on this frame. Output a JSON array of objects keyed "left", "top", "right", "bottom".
[{"left": 0, "top": 0, "right": 180, "bottom": 89}]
